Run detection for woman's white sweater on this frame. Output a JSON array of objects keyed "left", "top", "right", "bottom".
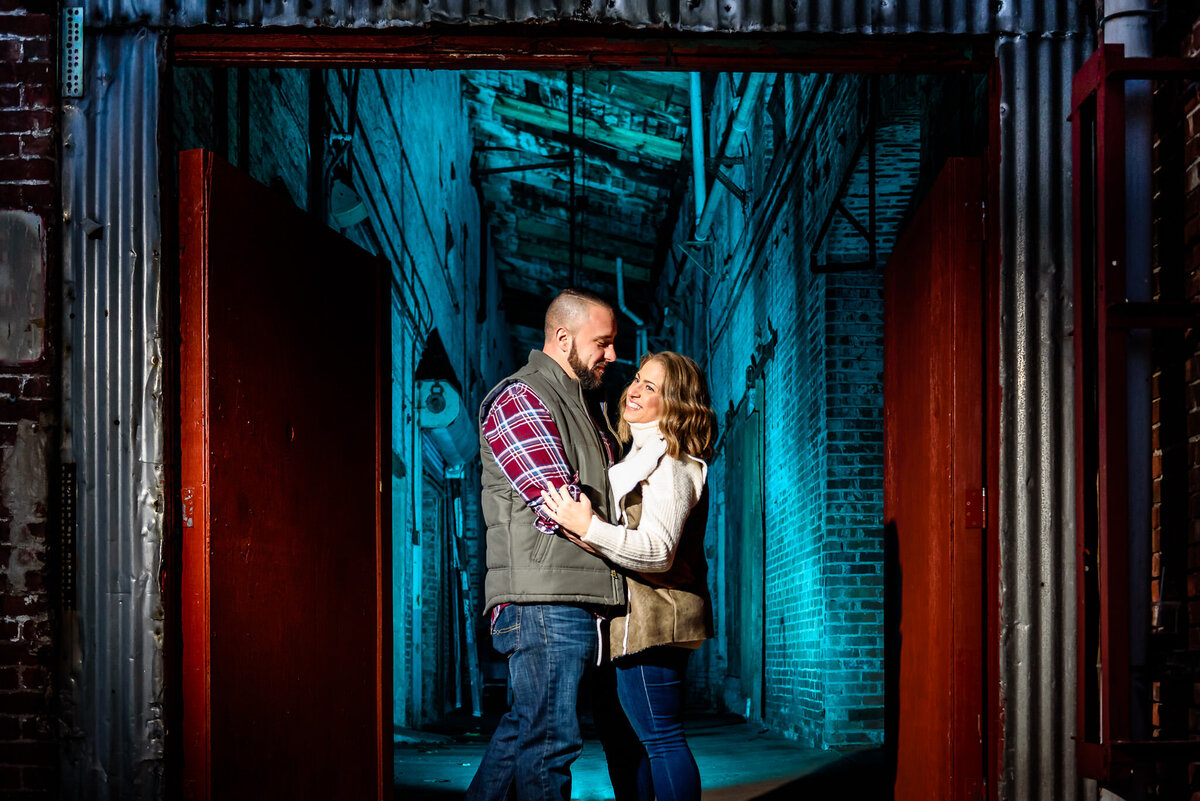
[{"left": 584, "top": 420, "right": 707, "bottom": 573}]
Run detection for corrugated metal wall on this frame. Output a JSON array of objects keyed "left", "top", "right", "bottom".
[
  {"left": 60, "top": 29, "right": 165, "bottom": 801},
  {"left": 996, "top": 29, "right": 1092, "bottom": 801},
  {"left": 78, "top": 0, "right": 1086, "bottom": 33},
  {"left": 61, "top": 2, "right": 1095, "bottom": 798}
]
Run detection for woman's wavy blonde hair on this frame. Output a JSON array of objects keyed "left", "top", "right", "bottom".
[{"left": 617, "top": 351, "right": 717, "bottom": 461}]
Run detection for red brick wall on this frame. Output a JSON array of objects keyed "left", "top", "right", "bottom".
[
  {"left": 0, "top": 0, "right": 58, "bottom": 797},
  {"left": 1149, "top": 12, "right": 1200, "bottom": 801}
]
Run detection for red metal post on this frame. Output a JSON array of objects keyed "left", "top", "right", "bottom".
[{"left": 1071, "top": 44, "right": 1200, "bottom": 783}]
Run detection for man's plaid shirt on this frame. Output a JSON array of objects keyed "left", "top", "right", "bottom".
[{"left": 482, "top": 381, "right": 616, "bottom": 535}]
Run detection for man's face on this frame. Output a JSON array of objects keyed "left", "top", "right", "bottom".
[{"left": 567, "top": 305, "right": 618, "bottom": 391}]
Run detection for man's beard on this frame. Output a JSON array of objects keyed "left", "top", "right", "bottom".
[{"left": 568, "top": 340, "right": 605, "bottom": 391}]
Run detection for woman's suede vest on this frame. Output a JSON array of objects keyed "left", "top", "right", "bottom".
[
  {"left": 479, "top": 349, "right": 624, "bottom": 612},
  {"left": 606, "top": 476, "right": 714, "bottom": 660}
]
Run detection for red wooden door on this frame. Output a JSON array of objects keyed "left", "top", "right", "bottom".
[
  {"left": 178, "top": 150, "right": 388, "bottom": 801},
  {"left": 884, "top": 158, "right": 986, "bottom": 801}
]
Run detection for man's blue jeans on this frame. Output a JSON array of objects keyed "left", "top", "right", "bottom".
[
  {"left": 596, "top": 646, "right": 700, "bottom": 801},
  {"left": 465, "top": 604, "right": 598, "bottom": 801}
]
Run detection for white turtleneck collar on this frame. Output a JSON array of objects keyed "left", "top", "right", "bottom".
[
  {"left": 608, "top": 421, "right": 667, "bottom": 511},
  {"left": 628, "top": 420, "right": 662, "bottom": 449}
]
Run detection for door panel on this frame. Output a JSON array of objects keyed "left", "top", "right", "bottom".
[
  {"left": 179, "top": 150, "right": 388, "bottom": 800},
  {"left": 884, "top": 158, "right": 986, "bottom": 801},
  {"left": 722, "top": 400, "right": 764, "bottom": 718}
]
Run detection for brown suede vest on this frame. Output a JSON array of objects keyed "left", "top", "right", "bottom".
[{"left": 606, "top": 479, "right": 713, "bottom": 660}]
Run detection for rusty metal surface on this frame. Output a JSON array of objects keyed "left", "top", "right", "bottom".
[
  {"left": 996, "top": 29, "right": 1094, "bottom": 801},
  {"left": 84, "top": 0, "right": 1085, "bottom": 33},
  {"left": 59, "top": 29, "right": 165, "bottom": 801}
]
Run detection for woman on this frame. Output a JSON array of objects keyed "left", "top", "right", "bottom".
[{"left": 541, "top": 350, "right": 717, "bottom": 801}]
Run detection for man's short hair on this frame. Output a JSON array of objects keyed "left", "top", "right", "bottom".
[{"left": 543, "top": 288, "right": 613, "bottom": 341}]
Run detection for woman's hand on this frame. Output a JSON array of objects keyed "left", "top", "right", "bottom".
[{"left": 540, "top": 484, "right": 594, "bottom": 539}]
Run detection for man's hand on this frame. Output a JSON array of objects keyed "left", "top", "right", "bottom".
[{"left": 540, "top": 484, "right": 594, "bottom": 539}]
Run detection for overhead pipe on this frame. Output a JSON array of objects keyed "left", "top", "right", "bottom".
[
  {"left": 694, "top": 72, "right": 769, "bottom": 242},
  {"left": 1102, "top": 0, "right": 1154, "bottom": 748},
  {"left": 689, "top": 72, "right": 706, "bottom": 227},
  {"left": 616, "top": 257, "right": 648, "bottom": 364}
]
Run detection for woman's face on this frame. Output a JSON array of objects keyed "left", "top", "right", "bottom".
[{"left": 623, "top": 359, "right": 666, "bottom": 425}]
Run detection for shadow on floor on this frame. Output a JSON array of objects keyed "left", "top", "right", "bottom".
[
  {"left": 395, "top": 710, "right": 890, "bottom": 801},
  {"left": 751, "top": 747, "right": 890, "bottom": 799}
]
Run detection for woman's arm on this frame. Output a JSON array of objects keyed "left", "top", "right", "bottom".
[{"left": 546, "top": 458, "right": 701, "bottom": 573}]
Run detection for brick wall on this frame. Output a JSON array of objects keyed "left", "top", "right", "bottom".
[
  {"left": 0, "top": 0, "right": 58, "bottom": 797},
  {"left": 1149, "top": 13, "right": 1200, "bottom": 801},
  {"left": 821, "top": 270, "right": 885, "bottom": 745},
  {"left": 664, "top": 69, "right": 983, "bottom": 748}
]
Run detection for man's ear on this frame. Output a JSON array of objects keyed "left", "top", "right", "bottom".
[{"left": 554, "top": 327, "right": 572, "bottom": 352}]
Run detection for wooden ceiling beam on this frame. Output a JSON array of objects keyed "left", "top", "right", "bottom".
[
  {"left": 467, "top": 116, "right": 680, "bottom": 187},
  {"left": 492, "top": 95, "right": 685, "bottom": 162}
]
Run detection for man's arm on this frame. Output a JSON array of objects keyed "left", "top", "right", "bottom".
[{"left": 482, "top": 382, "right": 580, "bottom": 534}]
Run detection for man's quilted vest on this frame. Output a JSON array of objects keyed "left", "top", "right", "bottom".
[{"left": 478, "top": 349, "right": 625, "bottom": 612}]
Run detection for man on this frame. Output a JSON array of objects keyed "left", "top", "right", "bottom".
[{"left": 466, "top": 287, "right": 625, "bottom": 801}]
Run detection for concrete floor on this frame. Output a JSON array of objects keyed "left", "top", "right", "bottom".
[{"left": 394, "top": 713, "right": 890, "bottom": 800}]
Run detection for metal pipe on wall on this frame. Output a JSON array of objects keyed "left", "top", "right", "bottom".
[
  {"left": 690, "top": 72, "right": 706, "bottom": 227},
  {"left": 1101, "top": 0, "right": 1155, "bottom": 752},
  {"left": 617, "top": 257, "right": 647, "bottom": 364},
  {"left": 695, "top": 72, "right": 768, "bottom": 242}
]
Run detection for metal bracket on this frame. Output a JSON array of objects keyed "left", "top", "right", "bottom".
[
  {"left": 745, "top": 320, "right": 779, "bottom": 389},
  {"left": 62, "top": 8, "right": 83, "bottom": 99},
  {"left": 674, "top": 240, "right": 713, "bottom": 276},
  {"left": 812, "top": 76, "right": 879, "bottom": 274},
  {"left": 965, "top": 487, "right": 986, "bottom": 529},
  {"left": 713, "top": 167, "right": 749, "bottom": 205}
]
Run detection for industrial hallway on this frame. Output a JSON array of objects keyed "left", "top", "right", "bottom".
[{"left": 393, "top": 712, "right": 888, "bottom": 800}]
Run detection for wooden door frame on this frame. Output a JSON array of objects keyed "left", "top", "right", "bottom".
[{"left": 161, "top": 26, "right": 1005, "bottom": 800}]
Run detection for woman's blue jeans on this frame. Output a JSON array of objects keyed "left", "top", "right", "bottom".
[
  {"left": 596, "top": 646, "right": 700, "bottom": 801},
  {"left": 465, "top": 604, "right": 598, "bottom": 801}
]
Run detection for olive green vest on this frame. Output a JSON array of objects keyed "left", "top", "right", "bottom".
[{"left": 479, "top": 349, "right": 625, "bottom": 612}]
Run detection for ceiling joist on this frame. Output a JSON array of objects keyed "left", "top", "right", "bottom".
[{"left": 491, "top": 95, "right": 685, "bottom": 163}]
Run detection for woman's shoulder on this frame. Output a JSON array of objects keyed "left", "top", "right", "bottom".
[{"left": 650, "top": 451, "right": 708, "bottom": 491}]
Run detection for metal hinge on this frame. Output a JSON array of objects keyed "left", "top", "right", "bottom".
[
  {"left": 59, "top": 463, "right": 77, "bottom": 611},
  {"left": 62, "top": 8, "right": 84, "bottom": 98},
  {"left": 965, "top": 487, "right": 987, "bottom": 529}
]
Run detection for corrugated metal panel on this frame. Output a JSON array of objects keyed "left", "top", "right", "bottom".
[
  {"left": 82, "top": 0, "right": 1085, "bottom": 34},
  {"left": 996, "top": 30, "right": 1093, "bottom": 801},
  {"left": 60, "top": 29, "right": 165, "bottom": 800}
]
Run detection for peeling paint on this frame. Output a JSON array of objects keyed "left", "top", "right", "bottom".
[
  {"left": 1, "top": 419, "right": 48, "bottom": 594},
  {"left": 0, "top": 211, "right": 47, "bottom": 364}
]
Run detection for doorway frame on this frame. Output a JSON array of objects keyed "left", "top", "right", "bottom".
[{"left": 161, "top": 25, "right": 1004, "bottom": 800}]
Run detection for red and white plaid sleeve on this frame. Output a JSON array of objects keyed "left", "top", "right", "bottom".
[{"left": 482, "top": 382, "right": 580, "bottom": 534}]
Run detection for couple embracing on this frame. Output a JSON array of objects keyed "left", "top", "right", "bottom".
[{"left": 466, "top": 288, "right": 717, "bottom": 801}]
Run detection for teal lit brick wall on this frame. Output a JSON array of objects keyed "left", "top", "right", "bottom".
[
  {"left": 325, "top": 69, "right": 511, "bottom": 726},
  {"left": 822, "top": 270, "right": 885, "bottom": 745},
  {"left": 664, "top": 71, "right": 916, "bottom": 748}
]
